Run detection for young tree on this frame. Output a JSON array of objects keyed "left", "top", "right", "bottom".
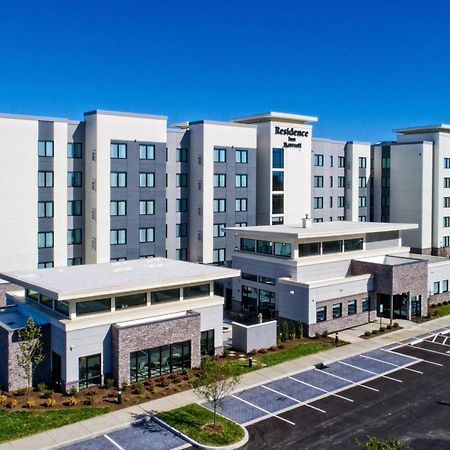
[
  {"left": 297, "top": 321, "right": 303, "bottom": 339},
  {"left": 17, "top": 317, "right": 44, "bottom": 397},
  {"left": 356, "top": 435, "right": 411, "bottom": 450},
  {"left": 191, "top": 357, "right": 240, "bottom": 428}
]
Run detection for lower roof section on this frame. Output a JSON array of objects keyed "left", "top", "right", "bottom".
[{"left": 0, "top": 258, "right": 240, "bottom": 301}]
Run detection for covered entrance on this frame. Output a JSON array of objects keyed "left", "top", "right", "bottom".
[{"left": 377, "top": 293, "right": 409, "bottom": 320}]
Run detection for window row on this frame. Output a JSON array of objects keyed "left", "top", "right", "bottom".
[
  {"left": 299, "top": 238, "right": 363, "bottom": 256},
  {"left": 241, "top": 285, "right": 276, "bottom": 314},
  {"left": 314, "top": 154, "right": 346, "bottom": 168},
  {"left": 433, "top": 279, "right": 449, "bottom": 294},
  {"left": 240, "top": 238, "right": 292, "bottom": 258},
  {"left": 38, "top": 141, "right": 82, "bottom": 159},
  {"left": 213, "top": 174, "right": 249, "bottom": 188},
  {"left": 242, "top": 273, "right": 276, "bottom": 285},
  {"left": 214, "top": 148, "right": 248, "bottom": 163},
  {"left": 316, "top": 297, "right": 369, "bottom": 322},
  {"left": 111, "top": 143, "right": 156, "bottom": 160},
  {"left": 213, "top": 198, "right": 248, "bottom": 212}
]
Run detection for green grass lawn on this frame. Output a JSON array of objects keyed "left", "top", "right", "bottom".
[
  {"left": 158, "top": 403, "right": 244, "bottom": 446},
  {"left": 432, "top": 303, "right": 450, "bottom": 317},
  {"left": 223, "top": 341, "right": 334, "bottom": 376},
  {"left": 0, "top": 407, "right": 110, "bottom": 443}
]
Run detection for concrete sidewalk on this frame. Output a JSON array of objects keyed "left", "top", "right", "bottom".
[{"left": 1, "top": 315, "right": 450, "bottom": 450}]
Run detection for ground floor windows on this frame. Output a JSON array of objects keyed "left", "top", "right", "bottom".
[
  {"left": 347, "top": 300, "right": 357, "bottom": 315},
  {"left": 201, "top": 330, "right": 215, "bottom": 356},
  {"left": 332, "top": 303, "right": 342, "bottom": 319},
  {"left": 410, "top": 295, "right": 421, "bottom": 318},
  {"left": 316, "top": 306, "right": 327, "bottom": 322},
  {"left": 79, "top": 354, "right": 101, "bottom": 389},
  {"left": 362, "top": 297, "right": 370, "bottom": 312},
  {"left": 129, "top": 341, "right": 191, "bottom": 383}
]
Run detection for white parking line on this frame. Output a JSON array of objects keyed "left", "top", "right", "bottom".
[
  {"left": 408, "top": 343, "right": 450, "bottom": 358},
  {"left": 288, "top": 377, "right": 354, "bottom": 402},
  {"left": 359, "top": 354, "right": 423, "bottom": 374},
  {"left": 338, "top": 361, "right": 403, "bottom": 383},
  {"left": 432, "top": 333, "right": 439, "bottom": 342},
  {"left": 261, "top": 385, "right": 326, "bottom": 413},
  {"left": 427, "top": 337, "right": 450, "bottom": 348},
  {"left": 104, "top": 434, "right": 125, "bottom": 450},
  {"left": 231, "top": 394, "right": 296, "bottom": 426},
  {"left": 314, "top": 368, "right": 379, "bottom": 392},
  {"left": 381, "top": 348, "right": 443, "bottom": 366}
]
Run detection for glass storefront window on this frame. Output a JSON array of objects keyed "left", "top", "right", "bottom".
[
  {"left": 316, "top": 306, "right": 326, "bottom": 322},
  {"left": 274, "top": 242, "right": 291, "bottom": 257},
  {"left": 332, "top": 303, "right": 342, "bottom": 319},
  {"left": 362, "top": 297, "right": 369, "bottom": 312},
  {"left": 240, "top": 238, "right": 256, "bottom": 252},
  {"left": 201, "top": 329, "right": 215, "bottom": 356},
  {"left": 79, "top": 354, "right": 101, "bottom": 389},
  {"left": 299, "top": 242, "right": 320, "bottom": 257},
  {"left": 242, "top": 286, "right": 258, "bottom": 313},
  {"left": 183, "top": 284, "right": 210, "bottom": 300},
  {"left": 347, "top": 300, "right": 357, "bottom": 315},
  {"left": 257, "top": 240, "right": 273, "bottom": 255}
]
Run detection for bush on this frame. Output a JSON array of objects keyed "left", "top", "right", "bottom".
[
  {"left": 43, "top": 389, "right": 54, "bottom": 399},
  {"left": 85, "top": 389, "right": 97, "bottom": 396},
  {"left": 321, "top": 330, "right": 329, "bottom": 338},
  {"left": 37, "top": 382, "right": 47, "bottom": 393},
  {"left": 222, "top": 348, "right": 230, "bottom": 358},
  {"left": 281, "top": 321, "right": 289, "bottom": 342},
  {"left": 84, "top": 396, "right": 96, "bottom": 406},
  {"left": 314, "top": 332, "right": 321, "bottom": 339},
  {"left": 258, "top": 348, "right": 267, "bottom": 354},
  {"left": 121, "top": 383, "right": 129, "bottom": 392},
  {"left": 380, "top": 326, "right": 386, "bottom": 332},
  {"left": 67, "top": 396, "right": 78, "bottom": 406},
  {"left": 288, "top": 322, "right": 296, "bottom": 340},
  {"left": 269, "top": 345, "right": 278, "bottom": 351},
  {"left": 443, "top": 301, "right": 448, "bottom": 305},
  {"left": 159, "top": 377, "right": 170, "bottom": 388},
  {"left": 364, "top": 331, "right": 371, "bottom": 337},
  {"left": 386, "top": 324, "right": 392, "bottom": 330},
  {"left": 393, "top": 322, "right": 400, "bottom": 328},
  {"left": 14, "top": 387, "right": 27, "bottom": 397},
  {"left": 69, "top": 385, "right": 78, "bottom": 397},
  {"left": 297, "top": 321, "right": 303, "bottom": 339},
  {"left": 44, "top": 397, "right": 56, "bottom": 407},
  {"left": 0, "top": 393, "right": 8, "bottom": 404},
  {"left": 7, "top": 399, "right": 18, "bottom": 408},
  {"left": 278, "top": 343, "right": 285, "bottom": 349},
  {"left": 371, "top": 329, "right": 378, "bottom": 335},
  {"left": 133, "top": 382, "right": 146, "bottom": 395},
  {"left": 105, "top": 378, "right": 115, "bottom": 389},
  {"left": 24, "top": 399, "right": 35, "bottom": 409}
]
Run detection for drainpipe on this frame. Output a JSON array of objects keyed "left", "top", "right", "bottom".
[{"left": 390, "top": 294, "right": 394, "bottom": 326}]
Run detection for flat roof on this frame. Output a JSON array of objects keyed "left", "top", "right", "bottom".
[
  {"left": 227, "top": 221, "right": 418, "bottom": 240},
  {"left": 232, "top": 111, "right": 318, "bottom": 125},
  {"left": 84, "top": 109, "right": 167, "bottom": 121},
  {"left": 394, "top": 124, "right": 450, "bottom": 134},
  {"left": 0, "top": 258, "right": 240, "bottom": 301}
]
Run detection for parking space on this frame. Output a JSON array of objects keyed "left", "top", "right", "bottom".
[{"left": 62, "top": 418, "right": 189, "bottom": 450}]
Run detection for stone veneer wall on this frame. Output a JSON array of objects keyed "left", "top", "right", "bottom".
[
  {"left": 1, "top": 324, "right": 51, "bottom": 392},
  {"left": 0, "top": 283, "right": 21, "bottom": 307},
  {"left": 111, "top": 312, "right": 201, "bottom": 386},
  {"left": 429, "top": 292, "right": 450, "bottom": 306},
  {"left": 301, "top": 293, "right": 376, "bottom": 337}
]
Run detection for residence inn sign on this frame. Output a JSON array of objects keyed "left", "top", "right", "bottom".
[{"left": 274, "top": 126, "right": 308, "bottom": 148}]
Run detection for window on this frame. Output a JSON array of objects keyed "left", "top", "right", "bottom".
[
  {"left": 257, "top": 240, "right": 273, "bottom": 255},
  {"left": 314, "top": 176, "right": 324, "bottom": 188},
  {"left": 139, "top": 172, "right": 154, "bottom": 188},
  {"left": 55, "top": 300, "right": 69, "bottom": 316},
  {"left": 139, "top": 144, "right": 155, "bottom": 160},
  {"left": 314, "top": 218, "right": 323, "bottom": 223},
  {"left": 348, "top": 300, "right": 357, "bottom": 315},
  {"left": 176, "top": 173, "right": 188, "bottom": 187},
  {"left": 362, "top": 297, "right": 369, "bottom": 312},
  {"left": 139, "top": 199, "right": 154, "bottom": 215},
  {"left": 314, "top": 154, "right": 324, "bottom": 166},
  {"left": 299, "top": 242, "right": 320, "bottom": 257},
  {"left": 38, "top": 232, "right": 53, "bottom": 248},
  {"left": 110, "top": 229, "right": 126, "bottom": 245},
  {"left": 272, "top": 194, "right": 284, "bottom": 214},
  {"left": 445, "top": 197, "right": 450, "bottom": 208},
  {"left": 330, "top": 155, "right": 334, "bottom": 167},
  {"left": 235, "top": 221, "right": 247, "bottom": 227},
  {"left": 176, "top": 148, "right": 188, "bottom": 162},
  {"left": 176, "top": 248, "right": 187, "bottom": 260},
  {"left": 338, "top": 196, "right": 345, "bottom": 208},
  {"left": 111, "top": 143, "right": 127, "bottom": 159},
  {"left": 444, "top": 178, "right": 450, "bottom": 188},
  {"left": 152, "top": 288, "right": 180, "bottom": 303},
  {"left": 68, "top": 142, "right": 82, "bottom": 158},
  {"left": 445, "top": 158, "right": 450, "bottom": 169},
  {"left": 259, "top": 289, "right": 276, "bottom": 312},
  {"left": 316, "top": 306, "right": 327, "bottom": 322},
  {"left": 139, "top": 227, "right": 155, "bottom": 243},
  {"left": 176, "top": 223, "right": 188, "bottom": 237},
  {"left": 184, "top": 284, "right": 210, "bottom": 299},
  {"left": 67, "top": 171, "right": 82, "bottom": 187},
  {"left": 359, "top": 215, "right": 367, "bottom": 222},
  {"left": 274, "top": 242, "right": 291, "bottom": 257},
  {"left": 213, "top": 248, "right": 226, "bottom": 263},
  {"left": 338, "top": 216, "right": 345, "bottom": 221},
  {"left": 67, "top": 229, "right": 82, "bottom": 245},
  {"left": 330, "top": 176, "right": 333, "bottom": 188},
  {"left": 38, "top": 261, "right": 53, "bottom": 269},
  {"left": 79, "top": 354, "right": 101, "bottom": 389},
  {"left": 323, "top": 240, "right": 343, "bottom": 254},
  {"left": 444, "top": 236, "right": 450, "bottom": 247},
  {"left": 236, "top": 149, "right": 248, "bottom": 163},
  {"left": 359, "top": 157, "right": 367, "bottom": 168},
  {"left": 213, "top": 199, "right": 226, "bottom": 212},
  {"left": 76, "top": 298, "right": 111, "bottom": 316},
  {"left": 214, "top": 148, "right": 226, "bottom": 162},
  {"left": 242, "top": 286, "right": 258, "bottom": 313},
  {"left": 444, "top": 217, "right": 450, "bottom": 228},
  {"left": 68, "top": 200, "right": 82, "bottom": 216},
  {"left": 213, "top": 223, "right": 225, "bottom": 238},
  {"left": 176, "top": 198, "right": 188, "bottom": 212},
  {"left": 116, "top": 293, "right": 147, "bottom": 310},
  {"left": 332, "top": 303, "right": 342, "bottom": 319},
  {"left": 272, "top": 171, "right": 284, "bottom": 191},
  {"left": 338, "top": 177, "right": 345, "bottom": 188},
  {"left": 236, "top": 198, "right": 247, "bottom": 212},
  {"left": 242, "top": 272, "right": 258, "bottom": 281},
  {"left": 329, "top": 197, "right": 333, "bottom": 208},
  {"left": 433, "top": 281, "right": 440, "bottom": 294},
  {"left": 314, "top": 197, "right": 323, "bottom": 209},
  {"left": 38, "top": 140, "right": 54, "bottom": 157},
  {"left": 67, "top": 257, "right": 82, "bottom": 266},
  {"left": 111, "top": 200, "right": 127, "bottom": 216},
  {"left": 338, "top": 156, "right": 345, "bottom": 168},
  {"left": 111, "top": 172, "right": 127, "bottom": 187},
  {"left": 382, "top": 157, "right": 390, "bottom": 169},
  {"left": 38, "top": 201, "right": 53, "bottom": 218},
  {"left": 240, "top": 238, "right": 256, "bottom": 252},
  {"left": 201, "top": 330, "right": 215, "bottom": 356},
  {"left": 236, "top": 174, "right": 248, "bottom": 188},
  {"left": 359, "top": 196, "right": 367, "bottom": 207},
  {"left": 359, "top": 177, "right": 367, "bottom": 188},
  {"left": 443, "top": 280, "right": 449, "bottom": 293},
  {"left": 272, "top": 148, "right": 284, "bottom": 168},
  {"left": 38, "top": 171, "right": 53, "bottom": 187},
  {"left": 213, "top": 174, "right": 226, "bottom": 187}
]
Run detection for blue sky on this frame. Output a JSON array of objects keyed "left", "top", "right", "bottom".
[{"left": 0, "top": 0, "right": 449, "bottom": 142}]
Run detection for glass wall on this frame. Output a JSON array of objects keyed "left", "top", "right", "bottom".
[
  {"left": 76, "top": 298, "right": 111, "bottom": 316},
  {"left": 201, "top": 330, "right": 215, "bottom": 356},
  {"left": 151, "top": 288, "right": 180, "bottom": 304},
  {"left": 242, "top": 286, "right": 258, "bottom": 313},
  {"left": 115, "top": 293, "right": 147, "bottom": 310},
  {"left": 183, "top": 284, "right": 210, "bottom": 300},
  {"left": 79, "top": 354, "right": 101, "bottom": 389},
  {"left": 298, "top": 242, "right": 320, "bottom": 257},
  {"left": 240, "top": 238, "right": 256, "bottom": 252}
]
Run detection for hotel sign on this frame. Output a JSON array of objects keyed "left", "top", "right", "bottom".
[{"left": 274, "top": 126, "right": 308, "bottom": 148}]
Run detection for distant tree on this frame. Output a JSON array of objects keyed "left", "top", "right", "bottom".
[
  {"left": 17, "top": 317, "right": 44, "bottom": 398},
  {"left": 356, "top": 435, "right": 411, "bottom": 450},
  {"left": 191, "top": 357, "right": 240, "bottom": 428}
]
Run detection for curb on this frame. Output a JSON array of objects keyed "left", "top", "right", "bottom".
[{"left": 153, "top": 410, "right": 249, "bottom": 450}]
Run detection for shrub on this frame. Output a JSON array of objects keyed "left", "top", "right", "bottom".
[
  {"left": 270, "top": 345, "right": 278, "bottom": 351},
  {"left": 85, "top": 389, "right": 97, "bottom": 396},
  {"left": 84, "top": 396, "right": 96, "bottom": 406},
  {"left": 105, "top": 378, "right": 115, "bottom": 389},
  {"left": 159, "top": 377, "right": 170, "bottom": 388},
  {"left": 44, "top": 397, "right": 56, "bottom": 408},
  {"left": 37, "top": 382, "right": 47, "bottom": 393},
  {"left": 14, "top": 387, "right": 27, "bottom": 397},
  {"left": 437, "top": 302, "right": 443, "bottom": 307},
  {"left": 281, "top": 321, "right": 289, "bottom": 342},
  {"left": 371, "top": 329, "right": 378, "bottom": 335},
  {"left": 133, "top": 382, "right": 146, "bottom": 395},
  {"left": 24, "top": 399, "right": 35, "bottom": 409},
  {"left": 68, "top": 386, "right": 78, "bottom": 397},
  {"left": 7, "top": 399, "right": 18, "bottom": 409},
  {"left": 288, "top": 322, "right": 296, "bottom": 340},
  {"left": 443, "top": 300, "right": 448, "bottom": 305},
  {"left": 278, "top": 343, "right": 285, "bottom": 349},
  {"left": 380, "top": 326, "right": 386, "bottom": 332},
  {"left": 321, "top": 330, "right": 329, "bottom": 338},
  {"left": 386, "top": 324, "right": 392, "bottom": 330},
  {"left": 258, "top": 348, "right": 267, "bottom": 354},
  {"left": 222, "top": 349, "right": 230, "bottom": 358},
  {"left": 43, "top": 389, "right": 54, "bottom": 399},
  {"left": 67, "top": 396, "right": 78, "bottom": 406},
  {"left": 121, "top": 383, "right": 129, "bottom": 392},
  {"left": 0, "top": 393, "right": 8, "bottom": 404},
  {"left": 314, "top": 332, "right": 321, "bottom": 339},
  {"left": 364, "top": 331, "right": 371, "bottom": 337},
  {"left": 297, "top": 321, "right": 303, "bottom": 339},
  {"left": 393, "top": 322, "right": 400, "bottom": 328}
]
